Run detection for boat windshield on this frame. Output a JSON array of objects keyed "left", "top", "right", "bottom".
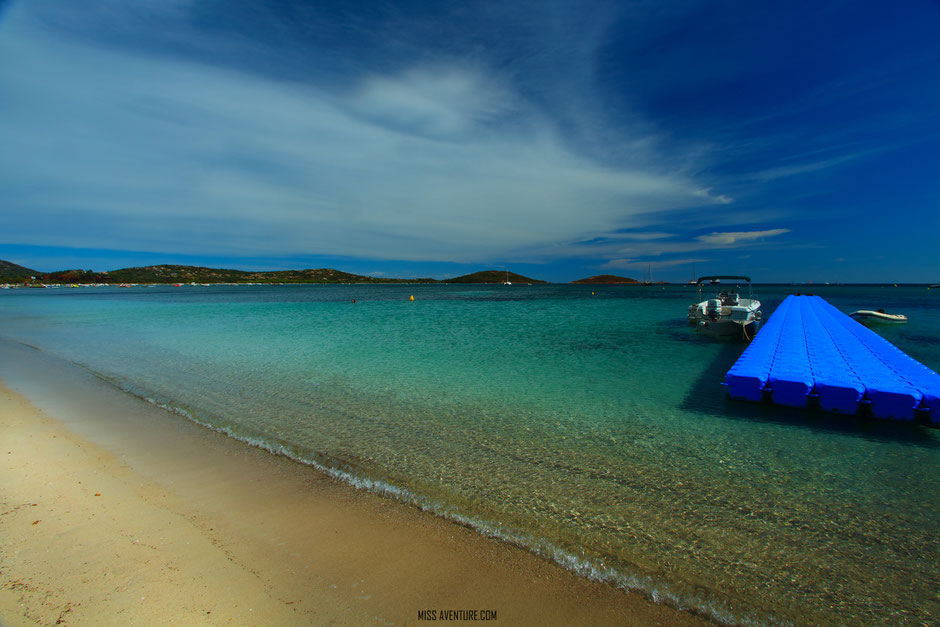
[{"left": 695, "top": 276, "right": 754, "bottom": 301}]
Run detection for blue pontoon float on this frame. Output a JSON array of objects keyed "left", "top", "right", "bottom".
[{"left": 725, "top": 295, "right": 940, "bottom": 423}]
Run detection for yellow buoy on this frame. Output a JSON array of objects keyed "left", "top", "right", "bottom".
[{"left": 410, "top": 294, "right": 415, "bottom": 301}]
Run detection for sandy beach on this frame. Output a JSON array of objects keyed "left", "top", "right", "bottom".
[{"left": 0, "top": 349, "right": 704, "bottom": 625}]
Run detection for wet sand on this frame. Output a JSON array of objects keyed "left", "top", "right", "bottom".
[{"left": 0, "top": 342, "right": 705, "bottom": 625}]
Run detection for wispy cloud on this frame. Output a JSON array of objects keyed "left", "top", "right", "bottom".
[
  {"left": 695, "top": 229, "right": 790, "bottom": 246},
  {"left": 602, "top": 257, "right": 709, "bottom": 271},
  {"left": 347, "top": 67, "right": 518, "bottom": 139},
  {"left": 609, "top": 231, "right": 675, "bottom": 241},
  {"left": 534, "top": 226, "right": 793, "bottom": 263},
  {"left": 742, "top": 154, "right": 869, "bottom": 183},
  {"left": 0, "top": 3, "right": 716, "bottom": 264},
  {"left": 694, "top": 188, "right": 733, "bottom": 204}
]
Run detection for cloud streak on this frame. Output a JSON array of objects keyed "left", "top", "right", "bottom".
[
  {"left": 602, "top": 257, "right": 710, "bottom": 271},
  {"left": 695, "top": 229, "right": 790, "bottom": 246},
  {"left": 348, "top": 66, "right": 518, "bottom": 139}
]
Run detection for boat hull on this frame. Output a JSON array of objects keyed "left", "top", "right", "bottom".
[{"left": 695, "top": 318, "right": 761, "bottom": 340}]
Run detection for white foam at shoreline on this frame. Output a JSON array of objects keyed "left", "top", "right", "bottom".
[{"left": 121, "top": 378, "right": 758, "bottom": 625}]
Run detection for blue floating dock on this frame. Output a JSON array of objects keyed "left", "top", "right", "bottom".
[{"left": 725, "top": 295, "right": 940, "bottom": 423}]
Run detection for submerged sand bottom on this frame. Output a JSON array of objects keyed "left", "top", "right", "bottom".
[{"left": 0, "top": 342, "right": 702, "bottom": 625}]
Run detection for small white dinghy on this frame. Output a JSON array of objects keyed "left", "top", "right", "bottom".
[{"left": 849, "top": 309, "right": 907, "bottom": 323}]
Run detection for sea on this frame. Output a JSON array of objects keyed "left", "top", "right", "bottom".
[{"left": 1, "top": 283, "right": 937, "bottom": 624}]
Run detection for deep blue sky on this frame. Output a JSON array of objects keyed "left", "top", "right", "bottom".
[{"left": 1, "top": 0, "right": 938, "bottom": 282}]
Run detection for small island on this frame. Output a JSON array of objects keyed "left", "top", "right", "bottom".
[
  {"left": 570, "top": 275, "right": 639, "bottom": 284},
  {"left": 446, "top": 270, "right": 546, "bottom": 284}
]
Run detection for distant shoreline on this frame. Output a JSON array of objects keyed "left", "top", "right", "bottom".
[
  {"left": 3, "top": 257, "right": 936, "bottom": 286},
  {"left": 3, "top": 280, "right": 938, "bottom": 288}
]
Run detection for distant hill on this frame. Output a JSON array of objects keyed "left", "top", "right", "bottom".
[
  {"left": 11, "top": 264, "right": 439, "bottom": 285},
  {"left": 2, "top": 260, "right": 546, "bottom": 285},
  {"left": 446, "top": 270, "right": 546, "bottom": 284},
  {"left": 570, "top": 274, "right": 639, "bottom": 284},
  {"left": 95, "top": 265, "right": 438, "bottom": 284},
  {"left": 0, "top": 259, "right": 39, "bottom": 280}
]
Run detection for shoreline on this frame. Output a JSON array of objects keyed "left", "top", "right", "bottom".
[{"left": 0, "top": 342, "right": 705, "bottom": 625}]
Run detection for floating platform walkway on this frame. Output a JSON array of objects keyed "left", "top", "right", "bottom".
[{"left": 725, "top": 295, "right": 940, "bottom": 423}]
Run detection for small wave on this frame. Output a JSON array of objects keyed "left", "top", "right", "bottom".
[{"left": 103, "top": 374, "right": 763, "bottom": 625}]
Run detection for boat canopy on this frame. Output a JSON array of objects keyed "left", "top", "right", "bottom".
[{"left": 696, "top": 275, "right": 751, "bottom": 285}]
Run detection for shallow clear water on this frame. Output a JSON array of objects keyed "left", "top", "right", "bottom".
[{"left": 2, "top": 283, "right": 938, "bottom": 623}]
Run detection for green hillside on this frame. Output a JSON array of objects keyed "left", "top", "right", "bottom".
[
  {"left": 0, "top": 259, "right": 38, "bottom": 280},
  {"left": 2, "top": 260, "right": 549, "bottom": 285},
  {"left": 96, "top": 265, "right": 437, "bottom": 284},
  {"left": 0, "top": 261, "right": 440, "bottom": 284}
]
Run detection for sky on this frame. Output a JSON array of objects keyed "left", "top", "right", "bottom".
[{"left": 1, "top": 0, "right": 938, "bottom": 282}]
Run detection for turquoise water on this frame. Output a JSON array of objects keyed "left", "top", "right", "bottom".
[{"left": 1, "top": 284, "right": 938, "bottom": 623}]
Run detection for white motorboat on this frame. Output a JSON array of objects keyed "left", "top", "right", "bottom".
[
  {"left": 688, "top": 275, "right": 761, "bottom": 340},
  {"left": 849, "top": 309, "right": 907, "bottom": 323}
]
